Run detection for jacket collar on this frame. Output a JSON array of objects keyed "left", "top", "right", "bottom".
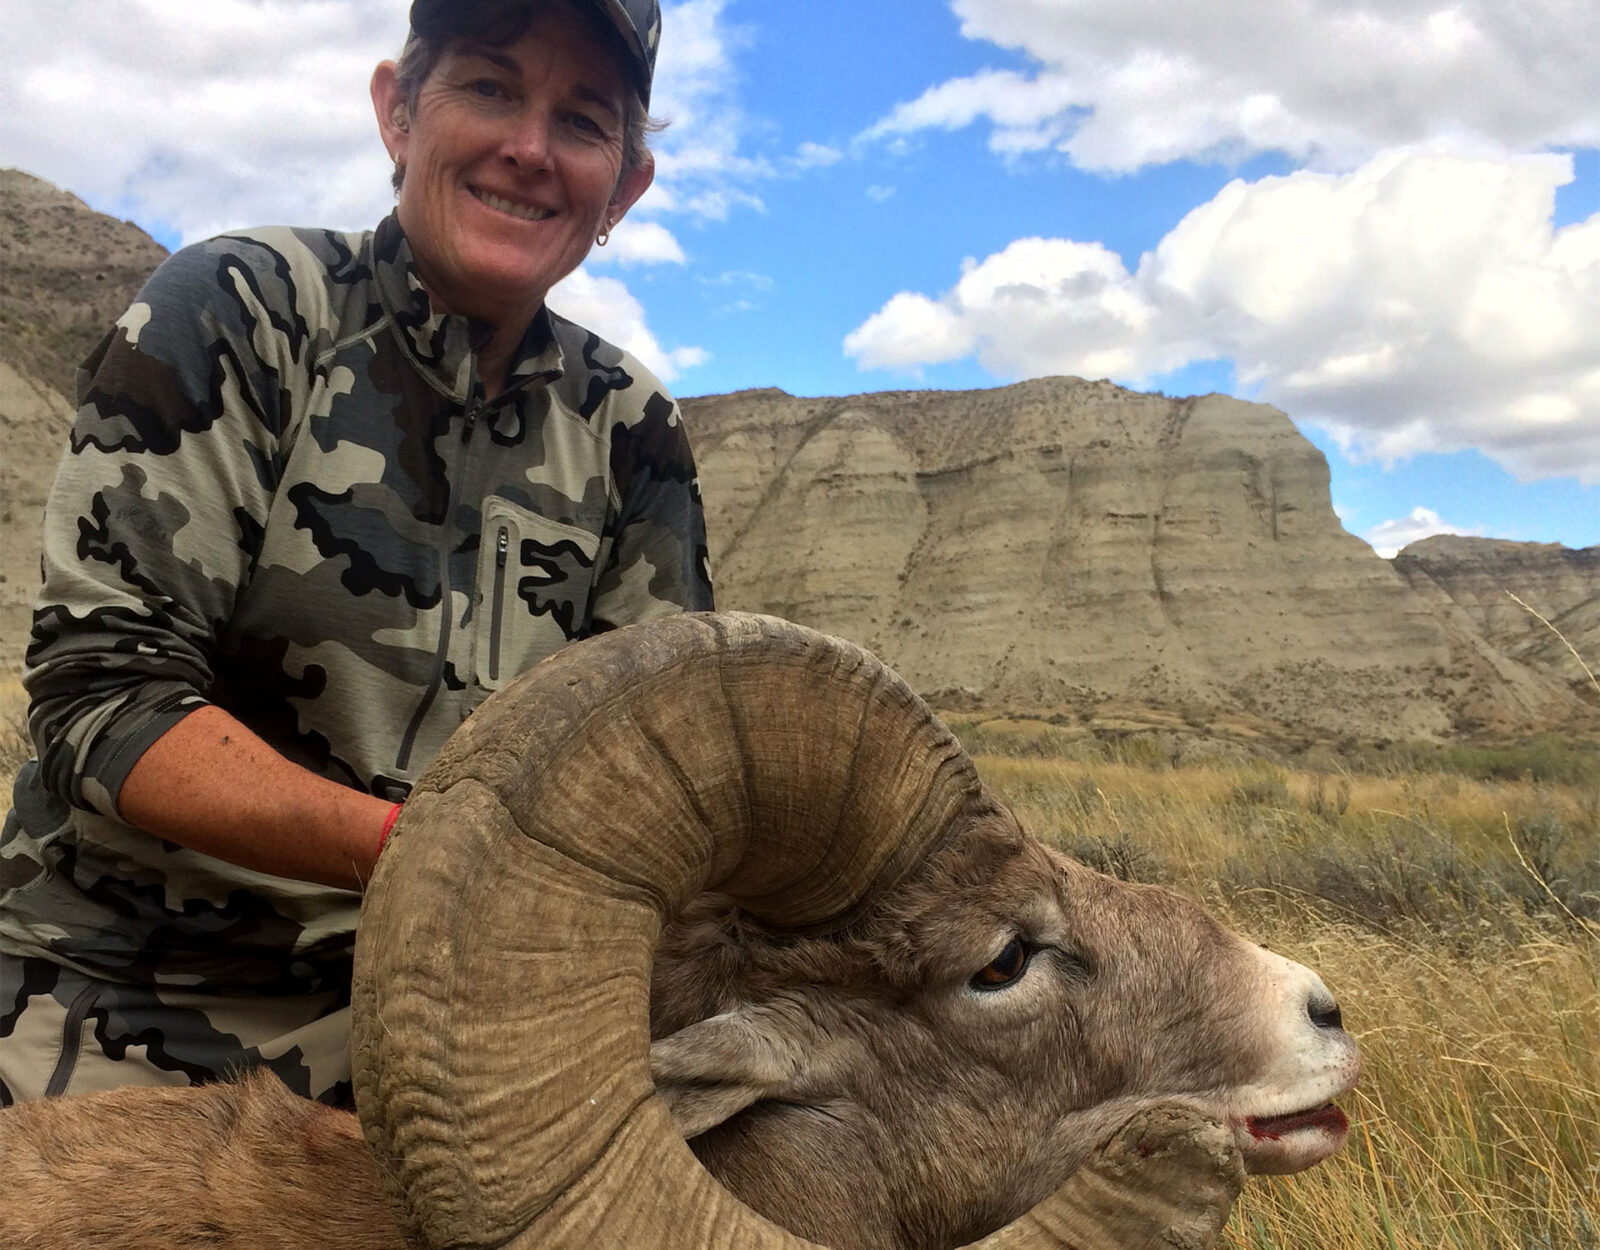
[{"left": 371, "top": 212, "right": 565, "bottom": 404}]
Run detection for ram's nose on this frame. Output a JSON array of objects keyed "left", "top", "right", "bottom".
[{"left": 1307, "top": 992, "right": 1343, "bottom": 1033}]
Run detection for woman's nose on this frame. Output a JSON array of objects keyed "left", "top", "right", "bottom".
[{"left": 503, "top": 111, "right": 552, "bottom": 169}]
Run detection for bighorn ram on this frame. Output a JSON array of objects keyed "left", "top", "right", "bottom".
[{"left": 0, "top": 613, "right": 1359, "bottom": 1250}]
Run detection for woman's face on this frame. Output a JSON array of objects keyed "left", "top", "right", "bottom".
[{"left": 372, "top": 3, "right": 653, "bottom": 329}]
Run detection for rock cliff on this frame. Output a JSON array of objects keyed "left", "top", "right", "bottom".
[{"left": 684, "top": 384, "right": 1590, "bottom": 739}]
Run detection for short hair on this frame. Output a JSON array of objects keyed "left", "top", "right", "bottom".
[{"left": 389, "top": 0, "right": 660, "bottom": 193}]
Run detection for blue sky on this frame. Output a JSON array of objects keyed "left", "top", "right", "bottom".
[{"left": 3, "top": 0, "right": 1597, "bottom": 554}]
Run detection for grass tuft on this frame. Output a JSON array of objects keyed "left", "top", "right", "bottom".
[{"left": 0, "top": 705, "right": 29, "bottom": 794}]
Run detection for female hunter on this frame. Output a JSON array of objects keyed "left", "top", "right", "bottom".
[{"left": 0, "top": 0, "right": 711, "bottom": 1107}]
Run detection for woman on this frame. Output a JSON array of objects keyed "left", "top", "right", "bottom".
[{"left": 0, "top": 0, "right": 711, "bottom": 1107}]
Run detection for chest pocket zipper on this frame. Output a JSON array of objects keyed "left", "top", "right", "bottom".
[{"left": 488, "top": 525, "right": 510, "bottom": 684}]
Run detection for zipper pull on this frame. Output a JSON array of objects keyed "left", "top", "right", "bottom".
[
  {"left": 463, "top": 403, "right": 482, "bottom": 442},
  {"left": 496, "top": 527, "right": 509, "bottom": 568}
]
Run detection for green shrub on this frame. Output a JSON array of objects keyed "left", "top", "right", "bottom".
[
  {"left": 1222, "top": 815, "right": 1600, "bottom": 935},
  {"left": 1353, "top": 734, "right": 1600, "bottom": 785},
  {"left": 1229, "top": 767, "right": 1290, "bottom": 808}
]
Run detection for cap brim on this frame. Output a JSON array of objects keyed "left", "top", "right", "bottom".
[{"left": 408, "top": 0, "right": 654, "bottom": 108}]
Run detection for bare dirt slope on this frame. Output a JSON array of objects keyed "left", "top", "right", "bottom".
[
  {"left": 0, "top": 362, "right": 75, "bottom": 672},
  {"left": 1, "top": 169, "right": 169, "bottom": 395},
  {"left": 0, "top": 170, "right": 170, "bottom": 672}
]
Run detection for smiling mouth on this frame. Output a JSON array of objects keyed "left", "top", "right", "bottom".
[{"left": 471, "top": 188, "right": 555, "bottom": 222}]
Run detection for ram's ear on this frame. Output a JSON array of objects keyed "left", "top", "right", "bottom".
[{"left": 649, "top": 1006, "right": 846, "bottom": 1139}]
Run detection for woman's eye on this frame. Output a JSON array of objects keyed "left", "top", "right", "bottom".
[
  {"left": 971, "top": 938, "right": 1032, "bottom": 991},
  {"left": 469, "top": 78, "right": 504, "bottom": 99},
  {"left": 565, "top": 111, "right": 606, "bottom": 137}
]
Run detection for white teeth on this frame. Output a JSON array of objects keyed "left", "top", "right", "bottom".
[{"left": 473, "top": 189, "right": 553, "bottom": 221}]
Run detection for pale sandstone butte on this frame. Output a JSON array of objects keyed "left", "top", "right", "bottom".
[{"left": 684, "top": 383, "right": 1588, "bottom": 739}]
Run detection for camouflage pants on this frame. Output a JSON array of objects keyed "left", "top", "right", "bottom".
[{"left": 0, "top": 953, "right": 353, "bottom": 1108}]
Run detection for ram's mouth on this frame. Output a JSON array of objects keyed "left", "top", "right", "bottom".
[
  {"left": 1236, "top": 1102, "right": 1350, "bottom": 1174},
  {"left": 1248, "top": 1102, "right": 1348, "bottom": 1140}
]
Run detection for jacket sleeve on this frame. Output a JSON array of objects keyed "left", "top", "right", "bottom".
[
  {"left": 589, "top": 380, "right": 715, "bottom": 632},
  {"left": 24, "top": 236, "right": 301, "bottom": 817}
]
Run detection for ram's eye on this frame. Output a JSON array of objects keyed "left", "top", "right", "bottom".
[{"left": 971, "top": 938, "right": 1032, "bottom": 991}]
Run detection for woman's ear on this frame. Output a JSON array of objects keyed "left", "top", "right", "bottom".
[
  {"left": 606, "top": 150, "right": 656, "bottom": 227},
  {"left": 370, "top": 61, "right": 410, "bottom": 165}
]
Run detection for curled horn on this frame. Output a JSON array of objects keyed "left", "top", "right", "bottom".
[{"left": 352, "top": 612, "right": 1241, "bottom": 1249}]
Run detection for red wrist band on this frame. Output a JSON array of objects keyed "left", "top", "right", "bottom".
[{"left": 378, "top": 802, "right": 404, "bottom": 853}]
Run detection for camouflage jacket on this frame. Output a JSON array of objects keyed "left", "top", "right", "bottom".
[{"left": 0, "top": 214, "right": 713, "bottom": 995}]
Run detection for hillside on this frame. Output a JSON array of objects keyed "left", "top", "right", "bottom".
[
  {"left": 0, "top": 170, "right": 171, "bottom": 673},
  {"left": 1393, "top": 536, "right": 1600, "bottom": 700},
  {"left": 683, "top": 384, "right": 1595, "bottom": 740},
  {"left": 1, "top": 167, "right": 1594, "bottom": 743},
  {"left": 0, "top": 169, "right": 169, "bottom": 396}
]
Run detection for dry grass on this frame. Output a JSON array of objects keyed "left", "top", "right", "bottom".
[
  {"left": 0, "top": 676, "right": 28, "bottom": 792},
  {"left": 969, "top": 735, "right": 1600, "bottom": 1250},
  {"left": 1220, "top": 900, "right": 1597, "bottom": 1249}
]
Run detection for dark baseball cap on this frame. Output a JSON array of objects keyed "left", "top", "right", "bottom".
[{"left": 409, "top": 0, "right": 662, "bottom": 107}]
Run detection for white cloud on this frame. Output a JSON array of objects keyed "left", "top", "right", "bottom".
[
  {"left": 549, "top": 269, "right": 708, "bottom": 383},
  {"left": 0, "top": 0, "right": 733, "bottom": 382},
  {"left": 590, "top": 220, "right": 688, "bottom": 267},
  {"left": 845, "top": 146, "right": 1600, "bottom": 484},
  {"left": 866, "top": 185, "right": 897, "bottom": 203},
  {"left": 1364, "top": 507, "right": 1484, "bottom": 558},
  {"left": 0, "top": 0, "right": 403, "bottom": 242},
  {"left": 698, "top": 269, "right": 772, "bottom": 316},
  {"left": 790, "top": 142, "right": 843, "bottom": 170},
  {"left": 846, "top": 237, "right": 1168, "bottom": 379},
  {"left": 867, "top": 69, "right": 1081, "bottom": 144},
  {"left": 845, "top": 293, "right": 974, "bottom": 372},
  {"left": 646, "top": 0, "right": 778, "bottom": 220},
  {"left": 702, "top": 270, "right": 774, "bottom": 291},
  {"left": 867, "top": 0, "right": 1600, "bottom": 171},
  {"left": 673, "top": 186, "right": 767, "bottom": 222}
]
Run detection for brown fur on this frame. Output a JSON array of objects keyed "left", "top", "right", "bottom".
[
  {"left": 0, "top": 796, "right": 1278, "bottom": 1250},
  {"left": 0, "top": 1072, "right": 396, "bottom": 1249}
]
